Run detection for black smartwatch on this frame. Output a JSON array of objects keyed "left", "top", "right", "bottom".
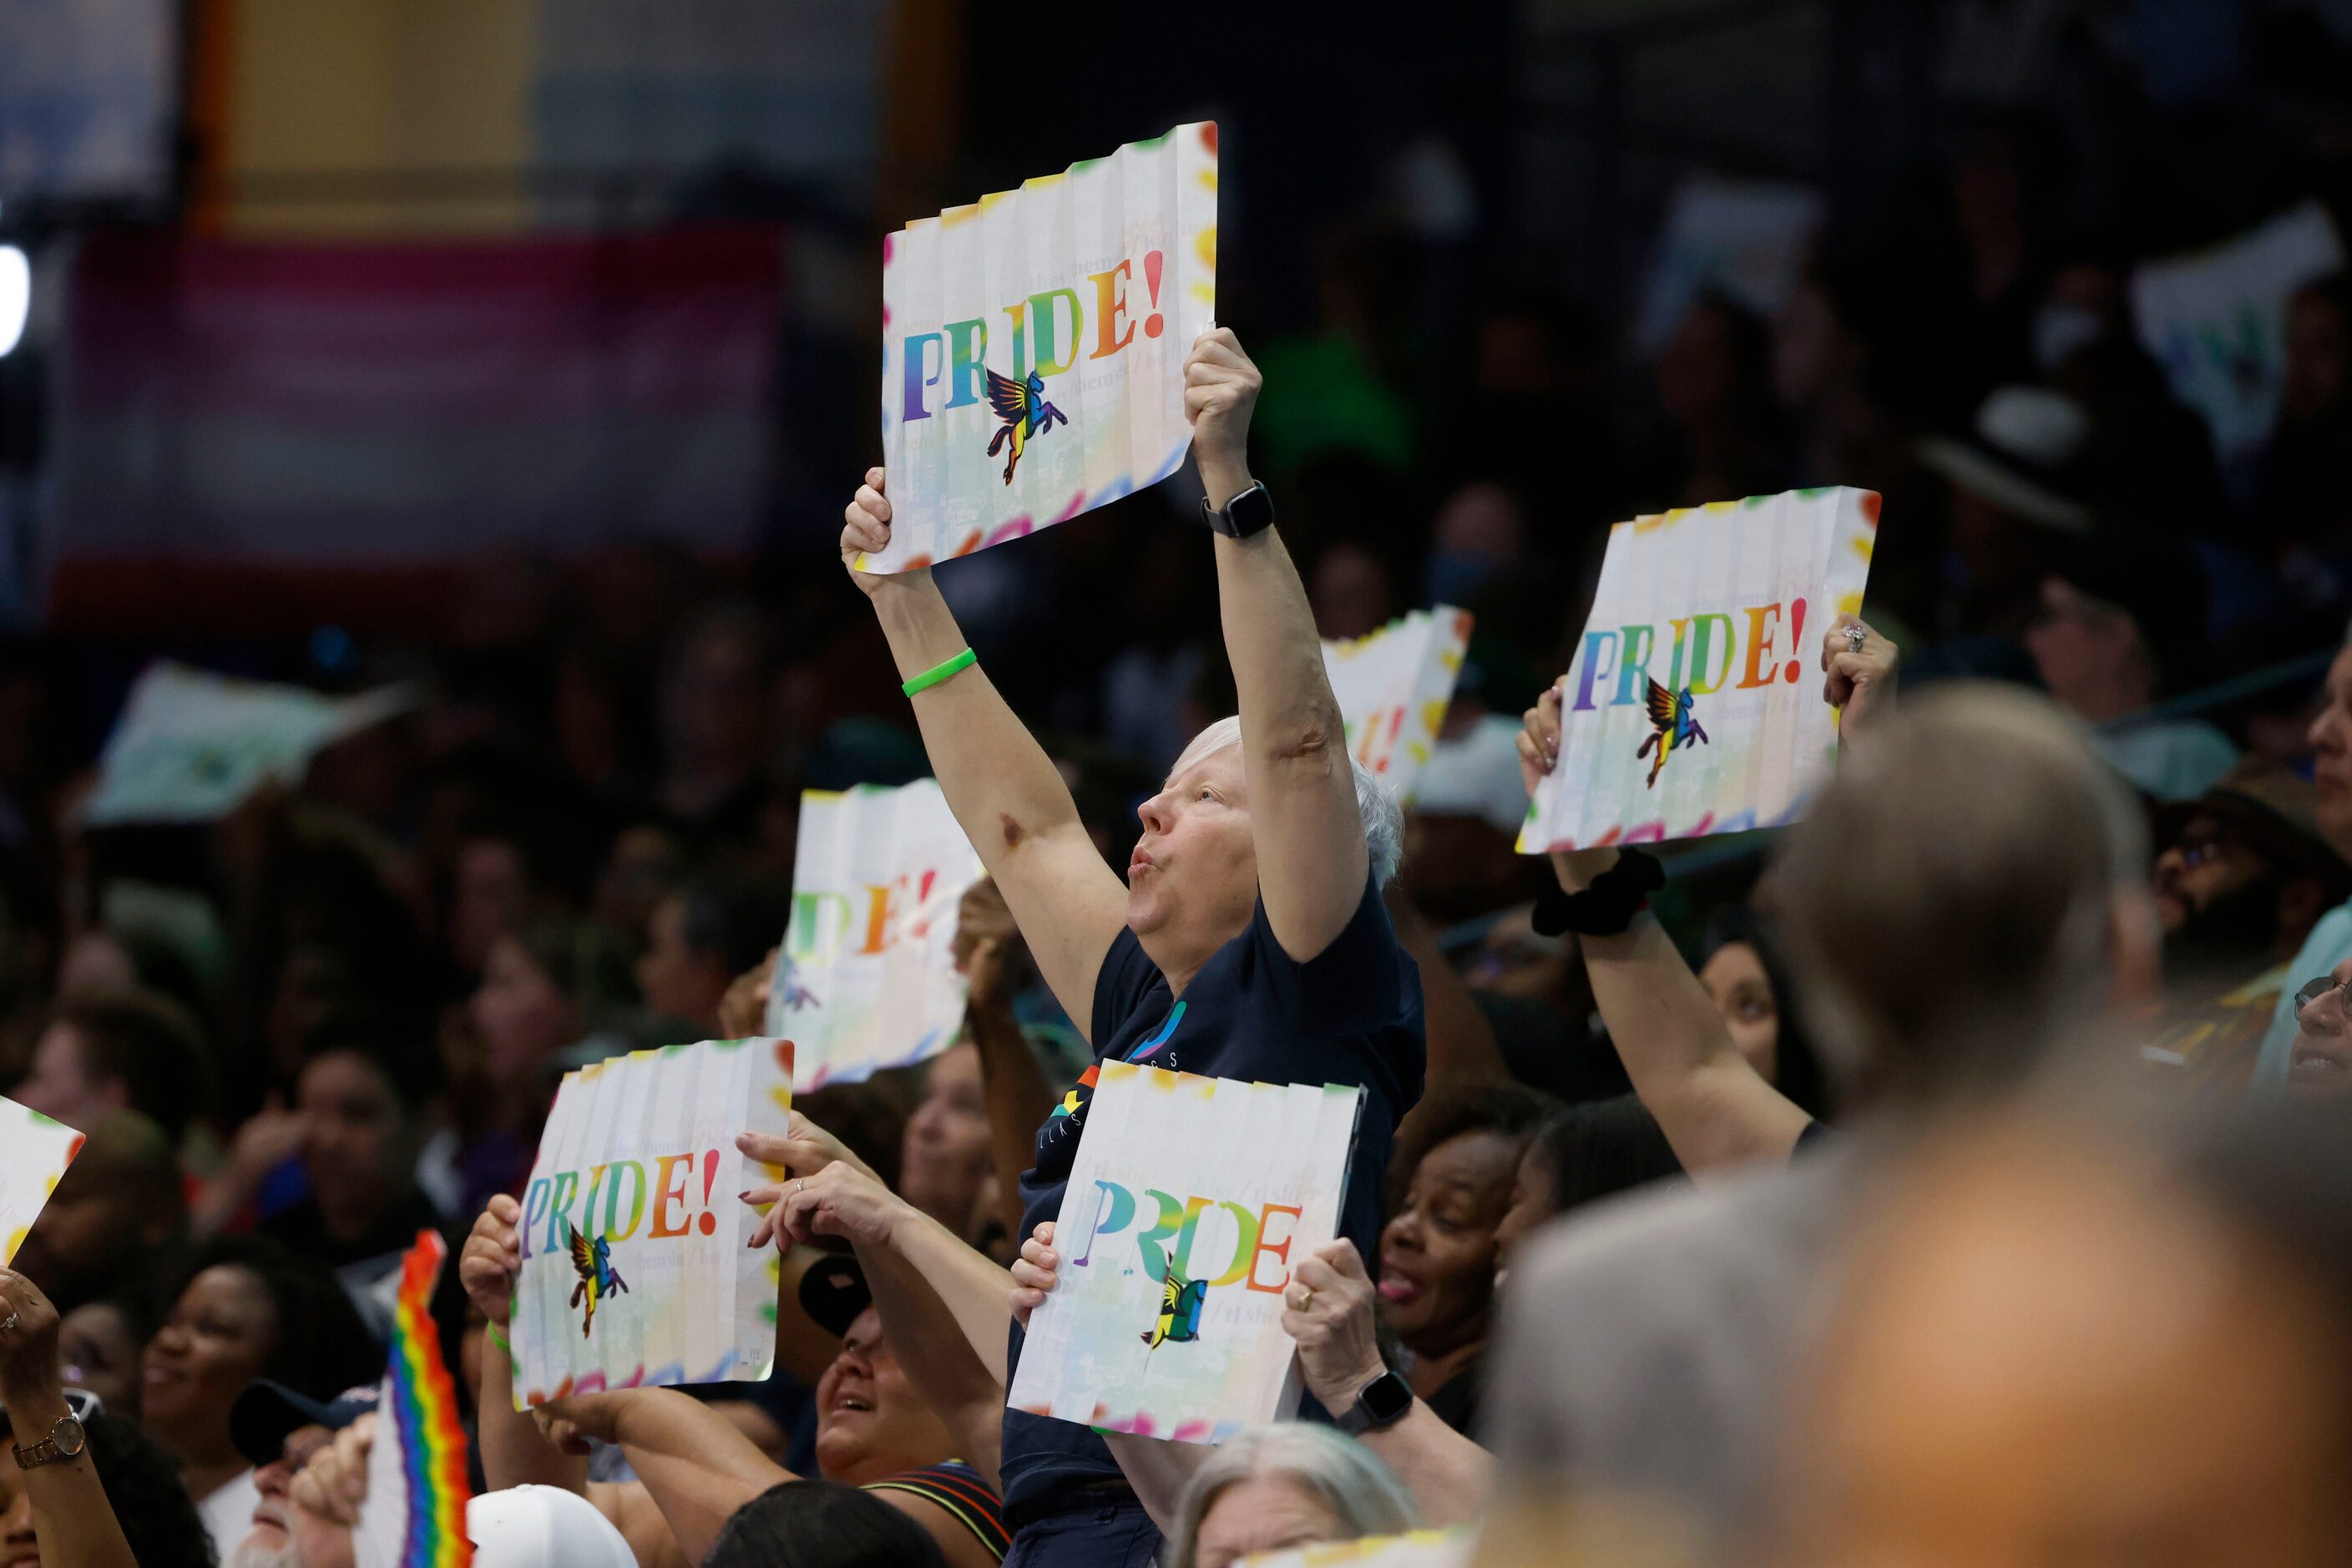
[
  {"left": 1201, "top": 480, "right": 1277, "bottom": 539},
  {"left": 1332, "top": 1368, "right": 1414, "bottom": 1436}
]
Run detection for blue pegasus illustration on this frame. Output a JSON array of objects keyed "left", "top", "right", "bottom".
[
  {"left": 1636, "top": 678, "right": 1710, "bottom": 788},
  {"left": 984, "top": 367, "right": 1068, "bottom": 484},
  {"left": 566, "top": 1220, "right": 630, "bottom": 1338},
  {"left": 1142, "top": 1267, "right": 1207, "bottom": 1352}
]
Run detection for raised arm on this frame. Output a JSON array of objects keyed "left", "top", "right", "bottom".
[
  {"left": 0, "top": 1270, "right": 139, "bottom": 1568},
  {"left": 1518, "top": 686, "right": 1810, "bottom": 1176},
  {"left": 841, "top": 478, "right": 1128, "bottom": 1036},
  {"left": 458, "top": 1196, "right": 594, "bottom": 1496},
  {"left": 538, "top": 1388, "right": 786, "bottom": 1567},
  {"left": 1191, "top": 331, "right": 1372, "bottom": 959},
  {"left": 756, "top": 1152, "right": 1019, "bottom": 1387},
  {"left": 1282, "top": 1241, "right": 1493, "bottom": 1525}
]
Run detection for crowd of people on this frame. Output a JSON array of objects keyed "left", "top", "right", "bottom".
[{"left": 8, "top": 68, "right": 2352, "bottom": 1564}]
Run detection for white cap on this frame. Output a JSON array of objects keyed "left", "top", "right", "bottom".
[
  {"left": 467, "top": 1485, "right": 637, "bottom": 1568},
  {"left": 1409, "top": 714, "right": 1531, "bottom": 835}
]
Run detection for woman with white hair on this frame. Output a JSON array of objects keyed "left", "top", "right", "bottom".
[
  {"left": 831, "top": 329, "right": 1426, "bottom": 1568},
  {"left": 1164, "top": 1424, "right": 1419, "bottom": 1568}
]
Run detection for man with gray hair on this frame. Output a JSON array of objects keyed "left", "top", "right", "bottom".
[{"left": 1476, "top": 683, "right": 2160, "bottom": 1560}]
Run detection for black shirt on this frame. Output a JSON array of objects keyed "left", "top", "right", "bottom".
[{"left": 999, "top": 873, "right": 1426, "bottom": 1518}]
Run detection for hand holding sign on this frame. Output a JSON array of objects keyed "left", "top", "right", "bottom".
[
  {"left": 871, "top": 123, "right": 1216, "bottom": 572},
  {"left": 1185, "top": 328, "right": 1262, "bottom": 507},
  {"left": 1519, "top": 487, "right": 1879, "bottom": 852}
]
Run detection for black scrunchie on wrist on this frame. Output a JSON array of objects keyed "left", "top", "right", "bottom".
[{"left": 1530, "top": 847, "right": 1666, "bottom": 938}]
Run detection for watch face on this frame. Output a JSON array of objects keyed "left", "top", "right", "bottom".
[
  {"left": 1362, "top": 1370, "right": 1413, "bottom": 1424},
  {"left": 53, "top": 1415, "right": 85, "bottom": 1457}
]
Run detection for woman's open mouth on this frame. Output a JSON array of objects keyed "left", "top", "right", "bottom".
[{"left": 2288, "top": 1032, "right": 2352, "bottom": 1093}]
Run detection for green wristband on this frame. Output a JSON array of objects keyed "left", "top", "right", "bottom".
[
  {"left": 486, "top": 1322, "right": 511, "bottom": 1354},
  {"left": 901, "top": 647, "right": 977, "bottom": 697}
]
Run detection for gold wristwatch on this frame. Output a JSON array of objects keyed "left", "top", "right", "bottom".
[{"left": 12, "top": 1411, "right": 86, "bottom": 1469}]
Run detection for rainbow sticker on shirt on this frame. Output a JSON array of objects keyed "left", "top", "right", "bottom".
[{"left": 1051, "top": 1065, "right": 1100, "bottom": 1120}]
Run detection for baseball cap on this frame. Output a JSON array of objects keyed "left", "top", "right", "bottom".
[
  {"left": 468, "top": 1485, "right": 638, "bottom": 1568},
  {"left": 230, "top": 1380, "right": 382, "bottom": 1467},
  {"left": 797, "top": 1250, "right": 873, "bottom": 1339}
]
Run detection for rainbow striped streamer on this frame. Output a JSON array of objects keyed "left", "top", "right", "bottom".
[{"left": 386, "top": 1231, "right": 473, "bottom": 1568}]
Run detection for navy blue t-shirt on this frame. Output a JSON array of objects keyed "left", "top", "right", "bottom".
[{"left": 998, "top": 872, "right": 1426, "bottom": 1517}]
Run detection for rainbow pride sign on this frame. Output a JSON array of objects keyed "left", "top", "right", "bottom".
[
  {"left": 1520, "top": 488, "right": 1879, "bottom": 852},
  {"left": 858, "top": 122, "right": 1218, "bottom": 574},
  {"left": 1009, "top": 1063, "right": 1362, "bottom": 1444},
  {"left": 768, "top": 781, "right": 984, "bottom": 1089},
  {"left": 511, "top": 1039, "right": 793, "bottom": 1409},
  {"left": 1323, "top": 605, "right": 1474, "bottom": 805},
  {"left": 0, "top": 1095, "right": 82, "bottom": 1266}
]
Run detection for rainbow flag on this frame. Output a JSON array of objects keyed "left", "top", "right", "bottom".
[{"left": 359, "top": 1232, "right": 473, "bottom": 1568}]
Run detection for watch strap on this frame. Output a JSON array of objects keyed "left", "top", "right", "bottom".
[
  {"left": 1333, "top": 1369, "right": 1412, "bottom": 1436},
  {"left": 13, "top": 1414, "right": 81, "bottom": 1468},
  {"left": 1199, "top": 481, "right": 1275, "bottom": 539}
]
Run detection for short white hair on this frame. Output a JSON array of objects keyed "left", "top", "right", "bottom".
[
  {"left": 1170, "top": 716, "right": 1404, "bottom": 887},
  {"left": 1164, "top": 1424, "right": 1420, "bottom": 1568}
]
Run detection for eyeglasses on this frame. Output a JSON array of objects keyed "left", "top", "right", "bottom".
[{"left": 2293, "top": 974, "right": 2351, "bottom": 1019}]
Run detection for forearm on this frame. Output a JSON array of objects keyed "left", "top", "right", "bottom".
[
  {"left": 868, "top": 580, "right": 1118, "bottom": 1024},
  {"left": 881, "top": 1199, "right": 1019, "bottom": 1384},
  {"left": 8, "top": 1387, "right": 136, "bottom": 1568},
  {"left": 1359, "top": 1404, "right": 1495, "bottom": 1526},
  {"left": 854, "top": 1236, "right": 1005, "bottom": 1488},
  {"left": 608, "top": 1390, "right": 790, "bottom": 1565},
  {"left": 967, "top": 998, "right": 1055, "bottom": 1246},
  {"left": 477, "top": 1331, "right": 589, "bottom": 1495},
  {"left": 1561, "top": 853, "right": 1807, "bottom": 1173},
  {"left": 1102, "top": 1431, "right": 1212, "bottom": 1535},
  {"left": 872, "top": 581, "right": 1084, "bottom": 852},
  {"left": 1211, "top": 482, "right": 1368, "bottom": 949}
]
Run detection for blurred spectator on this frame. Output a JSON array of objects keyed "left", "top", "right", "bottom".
[
  {"left": 1763, "top": 1108, "right": 2352, "bottom": 1566},
  {"left": 591, "top": 822, "right": 690, "bottom": 950},
  {"left": 1644, "top": 292, "right": 1788, "bottom": 508},
  {"left": 11, "top": 1110, "right": 185, "bottom": 1317},
  {"left": 2252, "top": 275, "right": 2352, "bottom": 549},
  {"left": 1917, "top": 385, "right": 2092, "bottom": 635},
  {"left": 2153, "top": 758, "right": 2350, "bottom": 983},
  {"left": 2024, "top": 540, "right": 2236, "bottom": 800},
  {"left": 446, "top": 913, "right": 638, "bottom": 1219},
  {"left": 1308, "top": 544, "right": 1396, "bottom": 641},
  {"left": 1163, "top": 1424, "right": 1419, "bottom": 1568},
  {"left": 639, "top": 878, "right": 792, "bottom": 1040},
  {"left": 1695, "top": 906, "right": 1835, "bottom": 1123},
  {"left": 140, "top": 1236, "right": 382, "bottom": 1555},
  {"left": 1490, "top": 1096, "right": 1683, "bottom": 1284},
  {"left": 895, "top": 1044, "right": 1000, "bottom": 1253},
  {"left": 705, "top": 1480, "right": 949, "bottom": 1568},
  {"left": 58, "top": 1292, "right": 155, "bottom": 1419},
  {"left": 257, "top": 1016, "right": 445, "bottom": 1272},
  {"left": 1378, "top": 1080, "right": 1555, "bottom": 1436},
  {"left": 658, "top": 602, "right": 777, "bottom": 838},
  {"left": 13, "top": 988, "right": 212, "bottom": 1149}
]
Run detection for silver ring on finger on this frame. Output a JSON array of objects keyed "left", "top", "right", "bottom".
[
  {"left": 0, "top": 1312, "right": 18, "bottom": 1334},
  {"left": 1844, "top": 624, "right": 1868, "bottom": 653}
]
